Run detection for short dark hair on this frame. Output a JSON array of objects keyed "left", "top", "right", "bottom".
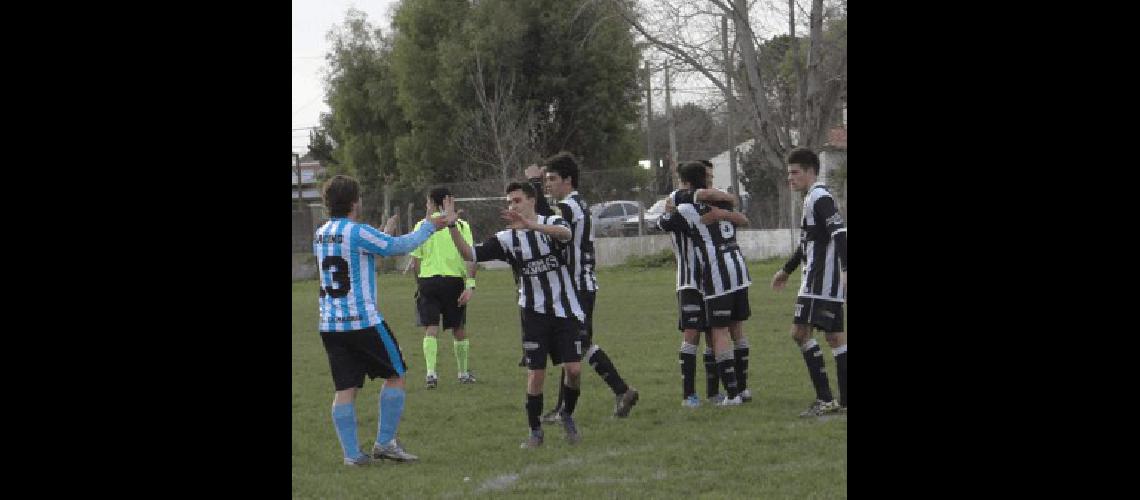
[
  {"left": 543, "top": 152, "right": 579, "bottom": 188},
  {"left": 785, "top": 147, "right": 820, "bottom": 175},
  {"left": 505, "top": 181, "right": 536, "bottom": 199},
  {"left": 429, "top": 187, "right": 451, "bottom": 206},
  {"left": 678, "top": 161, "right": 708, "bottom": 189},
  {"left": 322, "top": 175, "right": 360, "bottom": 218},
  {"left": 698, "top": 159, "right": 713, "bottom": 169}
]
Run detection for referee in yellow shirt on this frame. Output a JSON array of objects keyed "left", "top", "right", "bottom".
[{"left": 411, "top": 187, "right": 477, "bottom": 388}]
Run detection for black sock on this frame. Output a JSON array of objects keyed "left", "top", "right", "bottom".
[
  {"left": 680, "top": 343, "right": 697, "bottom": 398},
  {"left": 801, "top": 341, "right": 833, "bottom": 401},
  {"left": 550, "top": 369, "right": 565, "bottom": 412},
  {"left": 715, "top": 351, "right": 738, "bottom": 399},
  {"left": 734, "top": 342, "right": 750, "bottom": 392},
  {"left": 588, "top": 345, "right": 630, "bottom": 395},
  {"left": 526, "top": 393, "right": 542, "bottom": 431},
  {"left": 703, "top": 349, "right": 720, "bottom": 397},
  {"left": 562, "top": 384, "right": 581, "bottom": 415},
  {"left": 835, "top": 349, "right": 847, "bottom": 407}
]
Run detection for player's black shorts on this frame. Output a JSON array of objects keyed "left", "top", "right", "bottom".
[
  {"left": 320, "top": 321, "right": 408, "bottom": 391},
  {"left": 579, "top": 289, "right": 596, "bottom": 343},
  {"left": 415, "top": 276, "right": 467, "bottom": 329},
  {"left": 793, "top": 297, "right": 845, "bottom": 333},
  {"left": 677, "top": 288, "right": 708, "bottom": 332},
  {"left": 704, "top": 288, "right": 751, "bottom": 328},
  {"left": 520, "top": 308, "right": 586, "bottom": 370}
]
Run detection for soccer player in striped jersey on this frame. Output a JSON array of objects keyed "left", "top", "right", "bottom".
[
  {"left": 771, "top": 147, "right": 847, "bottom": 417},
  {"left": 525, "top": 152, "right": 639, "bottom": 421},
  {"left": 658, "top": 160, "right": 740, "bottom": 407},
  {"left": 313, "top": 175, "right": 455, "bottom": 466},
  {"left": 671, "top": 161, "right": 753, "bottom": 406},
  {"left": 446, "top": 182, "right": 586, "bottom": 449}
]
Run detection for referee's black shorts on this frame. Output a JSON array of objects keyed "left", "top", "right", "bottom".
[{"left": 415, "top": 276, "right": 467, "bottom": 329}]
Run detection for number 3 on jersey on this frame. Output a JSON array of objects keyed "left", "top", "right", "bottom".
[
  {"left": 320, "top": 256, "right": 351, "bottom": 298},
  {"left": 719, "top": 220, "right": 735, "bottom": 239}
]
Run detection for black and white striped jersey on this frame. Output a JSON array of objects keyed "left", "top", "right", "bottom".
[
  {"left": 658, "top": 189, "right": 701, "bottom": 291},
  {"left": 531, "top": 183, "right": 598, "bottom": 293},
  {"left": 675, "top": 196, "right": 752, "bottom": 298},
  {"left": 789, "top": 182, "right": 847, "bottom": 302},
  {"left": 473, "top": 214, "right": 586, "bottom": 323}
]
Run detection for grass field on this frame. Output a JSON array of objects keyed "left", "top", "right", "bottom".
[{"left": 292, "top": 257, "right": 846, "bottom": 498}]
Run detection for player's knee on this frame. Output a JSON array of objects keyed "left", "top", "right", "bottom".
[
  {"left": 452, "top": 328, "right": 466, "bottom": 340},
  {"left": 825, "top": 332, "right": 844, "bottom": 348},
  {"left": 564, "top": 362, "right": 582, "bottom": 379},
  {"left": 384, "top": 377, "right": 405, "bottom": 390},
  {"left": 424, "top": 325, "right": 439, "bottom": 337},
  {"left": 682, "top": 329, "right": 700, "bottom": 344},
  {"left": 333, "top": 388, "right": 357, "bottom": 404},
  {"left": 791, "top": 327, "right": 810, "bottom": 344}
]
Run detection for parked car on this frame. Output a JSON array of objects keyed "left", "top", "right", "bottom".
[
  {"left": 591, "top": 200, "right": 641, "bottom": 237},
  {"left": 621, "top": 198, "right": 667, "bottom": 236}
]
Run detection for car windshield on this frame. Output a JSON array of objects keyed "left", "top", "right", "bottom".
[{"left": 646, "top": 199, "right": 667, "bottom": 214}]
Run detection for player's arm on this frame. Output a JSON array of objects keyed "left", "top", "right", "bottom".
[
  {"left": 357, "top": 214, "right": 445, "bottom": 257},
  {"left": 693, "top": 187, "right": 738, "bottom": 208},
  {"left": 502, "top": 211, "right": 571, "bottom": 242},
  {"left": 657, "top": 206, "right": 681, "bottom": 232},
  {"left": 455, "top": 220, "right": 478, "bottom": 304},
  {"left": 525, "top": 164, "right": 556, "bottom": 217},
  {"left": 814, "top": 195, "right": 847, "bottom": 292},
  {"left": 675, "top": 202, "right": 703, "bottom": 229},
  {"left": 699, "top": 206, "right": 750, "bottom": 226},
  {"left": 815, "top": 196, "right": 847, "bottom": 273},
  {"left": 772, "top": 246, "right": 805, "bottom": 291},
  {"left": 408, "top": 219, "right": 425, "bottom": 275}
]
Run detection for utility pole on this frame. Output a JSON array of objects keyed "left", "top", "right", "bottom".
[
  {"left": 643, "top": 60, "right": 655, "bottom": 194},
  {"left": 665, "top": 61, "right": 678, "bottom": 191},
  {"left": 294, "top": 153, "right": 303, "bottom": 212},
  {"left": 722, "top": 16, "right": 739, "bottom": 198}
]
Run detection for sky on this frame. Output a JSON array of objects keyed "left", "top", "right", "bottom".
[
  {"left": 293, "top": 0, "right": 400, "bottom": 155},
  {"left": 292, "top": 0, "right": 795, "bottom": 157}
]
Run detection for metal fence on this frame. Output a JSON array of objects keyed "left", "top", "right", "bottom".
[{"left": 291, "top": 165, "right": 846, "bottom": 256}]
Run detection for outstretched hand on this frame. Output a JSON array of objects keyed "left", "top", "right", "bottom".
[
  {"left": 382, "top": 213, "right": 400, "bottom": 234},
  {"left": 501, "top": 208, "right": 531, "bottom": 230},
  {"left": 524, "top": 164, "right": 544, "bottom": 179},
  {"left": 428, "top": 196, "right": 459, "bottom": 229}
]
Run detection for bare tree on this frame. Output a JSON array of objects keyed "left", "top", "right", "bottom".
[
  {"left": 602, "top": 0, "right": 845, "bottom": 227},
  {"left": 452, "top": 49, "right": 543, "bottom": 185},
  {"left": 603, "top": 0, "right": 845, "bottom": 168}
]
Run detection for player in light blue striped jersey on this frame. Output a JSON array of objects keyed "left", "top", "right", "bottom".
[{"left": 314, "top": 174, "right": 455, "bottom": 466}]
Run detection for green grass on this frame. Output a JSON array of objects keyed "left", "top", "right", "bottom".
[{"left": 292, "top": 258, "right": 846, "bottom": 499}]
